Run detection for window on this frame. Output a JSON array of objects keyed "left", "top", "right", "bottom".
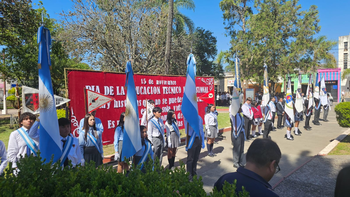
[
  {"left": 344, "top": 53, "right": 348, "bottom": 69},
  {"left": 345, "top": 42, "right": 348, "bottom": 51}
]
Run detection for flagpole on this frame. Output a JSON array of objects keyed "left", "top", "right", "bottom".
[
  {"left": 235, "top": 115, "right": 237, "bottom": 136},
  {"left": 186, "top": 122, "right": 189, "bottom": 148},
  {"left": 83, "top": 87, "right": 88, "bottom": 114},
  {"left": 145, "top": 98, "right": 148, "bottom": 126}
]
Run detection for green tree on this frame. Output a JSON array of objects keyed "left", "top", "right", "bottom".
[
  {"left": 193, "top": 27, "right": 223, "bottom": 79},
  {"left": 0, "top": 1, "right": 88, "bottom": 95}
]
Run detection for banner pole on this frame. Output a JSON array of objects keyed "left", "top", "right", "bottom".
[
  {"left": 145, "top": 98, "right": 148, "bottom": 126},
  {"left": 235, "top": 115, "right": 238, "bottom": 136},
  {"left": 83, "top": 87, "right": 88, "bottom": 114},
  {"left": 186, "top": 122, "right": 189, "bottom": 148}
]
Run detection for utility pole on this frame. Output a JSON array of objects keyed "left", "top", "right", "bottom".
[{"left": 2, "top": 53, "right": 7, "bottom": 115}]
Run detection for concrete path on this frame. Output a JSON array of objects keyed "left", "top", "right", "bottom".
[{"left": 161, "top": 104, "right": 348, "bottom": 194}]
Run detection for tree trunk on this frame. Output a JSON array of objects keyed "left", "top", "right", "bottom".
[{"left": 165, "top": 0, "right": 174, "bottom": 75}]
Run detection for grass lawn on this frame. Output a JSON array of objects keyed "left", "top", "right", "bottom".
[
  {"left": 328, "top": 135, "right": 350, "bottom": 155},
  {"left": 0, "top": 124, "right": 13, "bottom": 149},
  {"left": 216, "top": 106, "right": 229, "bottom": 109}
]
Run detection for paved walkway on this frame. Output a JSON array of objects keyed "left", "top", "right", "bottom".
[{"left": 161, "top": 103, "right": 348, "bottom": 194}]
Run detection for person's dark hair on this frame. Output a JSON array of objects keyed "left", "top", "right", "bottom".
[
  {"left": 334, "top": 166, "right": 350, "bottom": 197},
  {"left": 246, "top": 139, "right": 281, "bottom": 168},
  {"left": 206, "top": 104, "right": 214, "bottom": 113},
  {"left": 279, "top": 97, "right": 283, "bottom": 101},
  {"left": 140, "top": 125, "right": 147, "bottom": 145},
  {"left": 83, "top": 113, "right": 97, "bottom": 141},
  {"left": 118, "top": 112, "right": 125, "bottom": 130},
  {"left": 58, "top": 118, "right": 70, "bottom": 127},
  {"left": 251, "top": 100, "right": 257, "bottom": 107},
  {"left": 148, "top": 100, "right": 155, "bottom": 105},
  {"left": 257, "top": 100, "right": 262, "bottom": 105},
  {"left": 167, "top": 109, "right": 176, "bottom": 124},
  {"left": 153, "top": 106, "right": 162, "bottom": 113},
  {"left": 19, "top": 112, "right": 36, "bottom": 125},
  {"left": 246, "top": 97, "right": 252, "bottom": 101}
]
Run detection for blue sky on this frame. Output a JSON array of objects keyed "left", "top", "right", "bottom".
[{"left": 33, "top": 0, "right": 350, "bottom": 63}]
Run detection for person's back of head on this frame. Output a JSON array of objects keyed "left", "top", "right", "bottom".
[{"left": 246, "top": 139, "right": 281, "bottom": 182}]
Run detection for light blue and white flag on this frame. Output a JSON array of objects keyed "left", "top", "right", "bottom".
[
  {"left": 181, "top": 54, "right": 200, "bottom": 151},
  {"left": 38, "top": 26, "right": 62, "bottom": 163},
  {"left": 230, "top": 87, "right": 240, "bottom": 116},
  {"left": 295, "top": 73, "right": 303, "bottom": 113},
  {"left": 234, "top": 56, "right": 241, "bottom": 89},
  {"left": 320, "top": 75, "right": 328, "bottom": 105},
  {"left": 285, "top": 75, "right": 294, "bottom": 123},
  {"left": 262, "top": 63, "right": 270, "bottom": 107},
  {"left": 314, "top": 73, "right": 320, "bottom": 99},
  {"left": 306, "top": 74, "right": 313, "bottom": 109},
  {"left": 122, "top": 61, "right": 142, "bottom": 160}
]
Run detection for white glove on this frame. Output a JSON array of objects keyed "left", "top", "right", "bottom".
[{"left": 114, "top": 152, "right": 120, "bottom": 161}]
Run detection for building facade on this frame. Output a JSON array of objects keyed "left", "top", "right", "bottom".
[{"left": 338, "top": 35, "right": 350, "bottom": 92}]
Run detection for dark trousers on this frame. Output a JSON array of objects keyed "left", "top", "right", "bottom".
[
  {"left": 305, "top": 115, "right": 311, "bottom": 128},
  {"left": 323, "top": 106, "right": 329, "bottom": 120},
  {"left": 314, "top": 108, "right": 320, "bottom": 123},
  {"left": 263, "top": 120, "right": 272, "bottom": 139},
  {"left": 277, "top": 115, "right": 283, "bottom": 128},
  {"left": 272, "top": 112, "right": 276, "bottom": 126},
  {"left": 152, "top": 136, "right": 164, "bottom": 166},
  {"left": 231, "top": 132, "right": 245, "bottom": 165},
  {"left": 187, "top": 137, "right": 201, "bottom": 180},
  {"left": 243, "top": 116, "right": 252, "bottom": 138}
]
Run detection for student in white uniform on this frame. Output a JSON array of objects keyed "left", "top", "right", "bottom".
[
  {"left": 0, "top": 140, "right": 7, "bottom": 176},
  {"left": 205, "top": 104, "right": 218, "bottom": 157},
  {"left": 147, "top": 107, "right": 165, "bottom": 166},
  {"left": 241, "top": 97, "right": 253, "bottom": 140},
  {"left": 58, "top": 118, "right": 84, "bottom": 167},
  {"left": 165, "top": 109, "right": 181, "bottom": 170},
  {"left": 7, "top": 112, "right": 39, "bottom": 173},
  {"left": 268, "top": 97, "right": 276, "bottom": 130}
]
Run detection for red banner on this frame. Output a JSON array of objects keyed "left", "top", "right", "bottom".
[{"left": 67, "top": 70, "right": 214, "bottom": 145}]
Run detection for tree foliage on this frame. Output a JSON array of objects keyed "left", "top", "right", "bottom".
[
  {"left": 0, "top": 0, "right": 88, "bottom": 95},
  {"left": 220, "top": 0, "right": 336, "bottom": 92}
]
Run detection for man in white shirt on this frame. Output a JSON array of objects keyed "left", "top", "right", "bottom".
[
  {"left": 268, "top": 97, "right": 276, "bottom": 130},
  {"left": 58, "top": 118, "right": 84, "bottom": 167},
  {"left": 147, "top": 107, "right": 165, "bottom": 166},
  {"left": 241, "top": 97, "right": 253, "bottom": 139},
  {"left": 7, "top": 112, "right": 39, "bottom": 170},
  {"left": 79, "top": 109, "right": 103, "bottom": 134},
  {"left": 141, "top": 99, "right": 155, "bottom": 126},
  {"left": 0, "top": 140, "right": 7, "bottom": 176}
]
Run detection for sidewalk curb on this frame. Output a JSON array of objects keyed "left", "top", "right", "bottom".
[
  {"left": 273, "top": 128, "right": 350, "bottom": 189},
  {"left": 318, "top": 128, "right": 350, "bottom": 156}
]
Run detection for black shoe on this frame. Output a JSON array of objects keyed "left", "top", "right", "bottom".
[
  {"left": 208, "top": 153, "right": 214, "bottom": 157},
  {"left": 233, "top": 163, "right": 240, "bottom": 168},
  {"left": 294, "top": 132, "right": 301, "bottom": 136},
  {"left": 313, "top": 122, "right": 320, "bottom": 125},
  {"left": 286, "top": 135, "right": 294, "bottom": 140},
  {"left": 324, "top": 120, "right": 329, "bottom": 122},
  {"left": 298, "top": 130, "right": 302, "bottom": 134}
]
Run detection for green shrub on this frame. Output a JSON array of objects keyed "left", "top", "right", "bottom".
[
  {"left": 0, "top": 154, "right": 249, "bottom": 197},
  {"left": 335, "top": 102, "right": 350, "bottom": 127},
  {"left": 57, "top": 109, "right": 66, "bottom": 119}
]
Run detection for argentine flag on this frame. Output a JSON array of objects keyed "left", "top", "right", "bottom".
[
  {"left": 306, "top": 74, "right": 314, "bottom": 109},
  {"left": 314, "top": 73, "right": 320, "bottom": 99},
  {"left": 122, "top": 61, "right": 142, "bottom": 160},
  {"left": 295, "top": 73, "right": 303, "bottom": 113},
  {"left": 320, "top": 75, "right": 327, "bottom": 105},
  {"left": 181, "top": 54, "right": 200, "bottom": 150},
  {"left": 262, "top": 63, "right": 270, "bottom": 107},
  {"left": 234, "top": 57, "right": 241, "bottom": 89},
  {"left": 38, "top": 26, "right": 62, "bottom": 163}
]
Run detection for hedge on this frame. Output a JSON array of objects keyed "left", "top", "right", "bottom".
[
  {"left": 335, "top": 102, "right": 350, "bottom": 127},
  {"left": 0, "top": 154, "right": 249, "bottom": 197}
]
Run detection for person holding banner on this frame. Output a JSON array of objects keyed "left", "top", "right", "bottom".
[
  {"left": 268, "top": 97, "right": 277, "bottom": 131},
  {"left": 185, "top": 116, "right": 205, "bottom": 181},
  {"left": 323, "top": 94, "right": 331, "bottom": 122},
  {"left": 304, "top": 99, "right": 313, "bottom": 131},
  {"left": 134, "top": 125, "right": 154, "bottom": 173},
  {"left": 165, "top": 109, "right": 181, "bottom": 170},
  {"left": 114, "top": 112, "right": 130, "bottom": 173},
  {"left": 263, "top": 98, "right": 274, "bottom": 139},
  {"left": 230, "top": 107, "right": 246, "bottom": 168},
  {"left": 58, "top": 118, "right": 84, "bottom": 167},
  {"left": 205, "top": 104, "right": 218, "bottom": 157},
  {"left": 79, "top": 110, "right": 104, "bottom": 135},
  {"left": 8, "top": 112, "right": 39, "bottom": 172},
  {"left": 147, "top": 107, "right": 165, "bottom": 166},
  {"left": 276, "top": 97, "right": 285, "bottom": 129},
  {"left": 79, "top": 113, "right": 103, "bottom": 167},
  {"left": 141, "top": 100, "right": 155, "bottom": 126}
]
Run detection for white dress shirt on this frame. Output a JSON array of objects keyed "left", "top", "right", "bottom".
[
  {"left": 147, "top": 117, "right": 165, "bottom": 143},
  {"left": 7, "top": 124, "right": 40, "bottom": 168},
  {"left": 269, "top": 101, "right": 276, "bottom": 112},
  {"left": 241, "top": 103, "right": 253, "bottom": 120},
  {"left": 205, "top": 112, "right": 218, "bottom": 134},
  {"left": 0, "top": 140, "right": 7, "bottom": 175},
  {"left": 61, "top": 135, "right": 84, "bottom": 167}
]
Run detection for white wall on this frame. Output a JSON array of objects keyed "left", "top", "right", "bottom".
[{"left": 338, "top": 35, "right": 350, "bottom": 88}]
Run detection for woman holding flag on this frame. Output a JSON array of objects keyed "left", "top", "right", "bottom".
[
  {"left": 114, "top": 112, "right": 130, "bottom": 173},
  {"left": 205, "top": 104, "right": 218, "bottom": 157},
  {"left": 79, "top": 113, "right": 103, "bottom": 167},
  {"left": 165, "top": 109, "right": 181, "bottom": 169}
]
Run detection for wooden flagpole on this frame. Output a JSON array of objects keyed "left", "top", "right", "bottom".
[
  {"left": 186, "top": 122, "right": 189, "bottom": 148},
  {"left": 83, "top": 87, "right": 88, "bottom": 114}
]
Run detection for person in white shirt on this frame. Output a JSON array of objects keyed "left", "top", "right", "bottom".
[
  {"left": 205, "top": 104, "right": 218, "bottom": 157},
  {"left": 7, "top": 112, "right": 39, "bottom": 171},
  {"left": 147, "top": 107, "right": 165, "bottom": 166},
  {"left": 0, "top": 140, "right": 7, "bottom": 176},
  {"left": 141, "top": 100, "right": 155, "bottom": 126},
  {"left": 268, "top": 97, "right": 277, "bottom": 130},
  {"left": 241, "top": 97, "right": 253, "bottom": 139},
  {"left": 58, "top": 118, "right": 84, "bottom": 167}
]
